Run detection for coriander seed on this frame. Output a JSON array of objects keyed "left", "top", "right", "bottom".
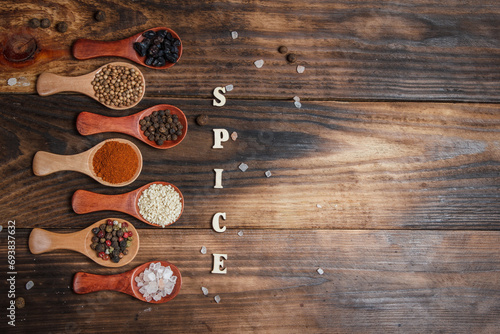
[{"left": 40, "top": 18, "right": 51, "bottom": 28}]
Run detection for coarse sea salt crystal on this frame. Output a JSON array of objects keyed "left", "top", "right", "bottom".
[
  {"left": 26, "top": 281, "right": 34, "bottom": 290},
  {"left": 294, "top": 101, "right": 302, "bottom": 109},
  {"left": 226, "top": 84, "right": 234, "bottom": 92},
  {"left": 214, "top": 295, "right": 221, "bottom": 303},
  {"left": 237, "top": 230, "right": 244, "bottom": 237},
  {"left": 201, "top": 246, "right": 207, "bottom": 254},
  {"left": 231, "top": 31, "right": 238, "bottom": 39},
  {"left": 239, "top": 163, "right": 248, "bottom": 172},
  {"left": 7, "top": 78, "right": 17, "bottom": 86},
  {"left": 317, "top": 268, "right": 324, "bottom": 275},
  {"left": 293, "top": 96, "right": 300, "bottom": 102},
  {"left": 0, "top": 225, "right": 2, "bottom": 232},
  {"left": 254, "top": 59, "right": 264, "bottom": 68},
  {"left": 265, "top": 170, "right": 272, "bottom": 178},
  {"left": 231, "top": 131, "right": 238, "bottom": 141},
  {"left": 316, "top": 204, "right": 322, "bottom": 208},
  {"left": 297, "top": 65, "right": 305, "bottom": 73},
  {"left": 202, "top": 287, "right": 209, "bottom": 295}
]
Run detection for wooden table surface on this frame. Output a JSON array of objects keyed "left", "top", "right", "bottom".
[{"left": 1, "top": 1, "right": 499, "bottom": 333}]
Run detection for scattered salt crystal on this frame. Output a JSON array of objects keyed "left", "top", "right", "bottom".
[
  {"left": 317, "top": 268, "right": 324, "bottom": 275},
  {"left": 226, "top": 84, "right": 234, "bottom": 92},
  {"left": 239, "top": 163, "right": 248, "bottom": 172},
  {"left": 293, "top": 96, "right": 300, "bottom": 102},
  {"left": 231, "top": 131, "right": 238, "bottom": 141},
  {"left": 214, "top": 295, "right": 221, "bottom": 303},
  {"left": 294, "top": 101, "right": 302, "bottom": 109},
  {"left": 0, "top": 225, "right": 2, "bottom": 232},
  {"left": 265, "top": 170, "right": 272, "bottom": 178},
  {"left": 26, "top": 281, "right": 34, "bottom": 290},
  {"left": 237, "top": 230, "right": 244, "bottom": 237},
  {"left": 7, "top": 78, "right": 17, "bottom": 86},
  {"left": 231, "top": 31, "right": 238, "bottom": 39},
  {"left": 200, "top": 246, "right": 207, "bottom": 254},
  {"left": 201, "top": 287, "right": 209, "bottom": 295},
  {"left": 254, "top": 59, "right": 264, "bottom": 68},
  {"left": 297, "top": 65, "right": 305, "bottom": 73},
  {"left": 316, "top": 204, "right": 322, "bottom": 208}
]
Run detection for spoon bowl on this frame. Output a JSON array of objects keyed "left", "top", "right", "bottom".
[
  {"left": 77, "top": 104, "right": 188, "bottom": 149},
  {"left": 72, "top": 27, "right": 182, "bottom": 70},
  {"left": 28, "top": 218, "right": 139, "bottom": 268},
  {"left": 73, "top": 260, "right": 182, "bottom": 303},
  {"left": 36, "top": 62, "right": 146, "bottom": 110},
  {"left": 33, "top": 138, "right": 143, "bottom": 187},
  {"left": 72, "top": 181, "right": 184, "bottom": 227}
]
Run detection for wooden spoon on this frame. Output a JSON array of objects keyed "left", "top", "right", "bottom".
[
  {"left": 73, "top": 261, "right": 182, "bottom": 303},
  {"left": 76, "top": 104, "right": 188, "bottom": 149},
  {"left": 72, "top": 27, "right": 182, "bottom": 70},
  {"left": 28, "top": 218, "right": 139, "bottom": 268},
  {"left": 36, "top": 61, "right": 145, "bottom": 110},
  {"left": 72, "top": 181, "right": 184, "bottom": 227},
  {"left": 32, "top": 138, "right": 143, "bottom": 187}
]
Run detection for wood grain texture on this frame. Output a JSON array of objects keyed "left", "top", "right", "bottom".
[
  {"left": 2, "top": 229, "right": 500, "bottom": 333},
  {"left": 0, "top": 95, "right": 498, "bottom": 230},
  {"left": 1, "top": 1, "right": 500, "bottom": 101}
]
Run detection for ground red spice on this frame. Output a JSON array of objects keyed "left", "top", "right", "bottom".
[{"left": 92, "top": 141, "right": 139, "bottom": 184}]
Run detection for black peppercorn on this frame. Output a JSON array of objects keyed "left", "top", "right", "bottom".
[
  {"left": 287, "top": 53, "right": 297, "bottom": 63},
  {"left": 56, "top": 21, "right": 68, "bottom": 33},
  {"left": 94, "top": 10, "right": 106, "bottom": 22},
  {"left": 40, "top": 18, "right": 51, "bottom": 28},
  {"left": 278, "top": 46, "right": 288, "bottom": 54},
  {"left": 29, "top": 18, "right": 40, "bottom": 28}
]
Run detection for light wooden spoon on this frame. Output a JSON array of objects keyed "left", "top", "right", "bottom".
[
  {"left": 28, "top": 218, "right": 139, "bottom": 268},
  {"left": 32, "top": 138, "right": 143, "bottom": 187},
  {"left": 76, "top": 104, "right": 188, "bottom": 149},
  {"left": 72, "top": 27, "right": 182, "bottom": 70},
  {"left": 73, "top": 261, "right": 182, "bottom": 303},
  {"left": 72, "top": 181, "right": 184, "bottom": 227},
  {"left": 36, "top": 61, "right": 145, "bottom": 110}
]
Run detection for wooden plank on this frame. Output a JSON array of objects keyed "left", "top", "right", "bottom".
[
  {"left": 3, "top": 228, "right": 500, "bottom": 333},
  {"left": 1, "top": 1, "right": 500, "bottom": 101},
  {"left": 0, "top": 95, "right": 498, "bottom": 230}
]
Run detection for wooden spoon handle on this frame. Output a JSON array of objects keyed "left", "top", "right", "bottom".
[
  {"left": 73, "top": 271, "right": 134, "bottom": 295},
  {"left": 76, "top": 112, "right": 138, "bottom": 137},
  {"left": 33, "top": 151, "right": 89, "bottom": 176},
  {"left": 29, "top": 228, "right": 85, "bottom": 254},
  {"left": 36, "top": 72, "right": 80, "bottom": 96},
  {"left": 72, "top": 189, "right": 135, "bottom": 215},
  {"left": 72, "top": 39, "right": 132, "bottom": 60}
]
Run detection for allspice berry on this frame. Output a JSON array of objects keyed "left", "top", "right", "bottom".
[
  {"left": 40, "top": 18, "right": 51, "bottom": 28},
  {"left": 94, "top": 10, "right": 106, "bottom": 22},
  {"left": 28, "top": 18, "right": 40, "bottom": 28},
  {"left": 278, "top": 46, "right": 288, "bottom": 54},
  {"left": 196, "top": 114, "right": 209, "bottom": 126},
  {"left": 15, "top": 297, "right": 25, "bottom": 309},
  {"left": 286, "top": 53, "right": 297, "bottom": 63},
  {"left": 56, "top": 21, "right": 68, "bottom": 33}
]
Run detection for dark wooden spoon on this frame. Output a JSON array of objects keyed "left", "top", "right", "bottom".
[
  {"left": 72, "top": 181, "right": 184, "bottom": 227},
  {"left": 72, "top": 27, "right": 182, "bottom": 69},
  {"left": 76, "top": 104, "right": 188, "bottom": 149},
  {"left": 29, "top": 218, "right": 139, "bottom": 268},
  {"left": 73, "top": 261, "right": 182, "bottom": 303}
]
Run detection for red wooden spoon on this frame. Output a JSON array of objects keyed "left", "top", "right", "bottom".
[
  {"left": 72, "top": 181, "right": 184, "bottom": 227},
  {"left": 76, "top": 104, "right": 188, "bottom": 149},
  {"left": 72, "top": 27, "right": 182, "bottom": 69},
  {"left": 73, "top": 260, "right": 182, "bottom": 303}
]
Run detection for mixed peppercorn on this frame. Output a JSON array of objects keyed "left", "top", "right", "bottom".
[
  {"left": 90, "top": 219, "right": 133, "bottom": 263},
  {"left": 133, "top": 29, "right": 181, "bottom": 67},
  {"left": 139, "top": 109, "right": 183, "bottom": 146}
]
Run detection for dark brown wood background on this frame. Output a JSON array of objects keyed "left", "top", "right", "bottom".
[{"left": 1, "top": 1, "right": 499, "bottom": 333}]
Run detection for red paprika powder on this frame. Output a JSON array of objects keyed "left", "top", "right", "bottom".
[{"left": 92, "top": 141, "right": 139, "bottom": 184}]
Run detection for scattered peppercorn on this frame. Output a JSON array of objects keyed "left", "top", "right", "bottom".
[
  {"left": 94, "top": 10, "right": 106, "bottom": 22},
  {"left": 56, "top": 21, "right": 68, "bottom": 33},
  {"left": 133, "top": 29, "right": 181, "bottom": 67},
  {"left": 139, "top": 109, "right": 184, "bottom": 146},
  {"left": 40, "top": 18, "right": 51, "bottom": 28},
  {"left": 28, "top": 18, "right": 40, "bottom": 29},
  {"left": 15, "top": 297, "right": 25, "bottom": 309},
  {"left": 196, "top": 114, "right": 208, "bottom": 126},
  {"left": 287, "top": 53, "right": 297, "bottom": 63},
  {"left": 278, "top": 46, "right": 288, "bottom": 54}
]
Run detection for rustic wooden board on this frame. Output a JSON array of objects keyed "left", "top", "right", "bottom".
[
  {"left": 2, "top": 229, "right": 500, "bottom": 333},
  {"left": 0, "top": 95, "right": 498, "bottom": 230},
  {"left": 1, "top": 1, "right": 500, "bottom": 102}
]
